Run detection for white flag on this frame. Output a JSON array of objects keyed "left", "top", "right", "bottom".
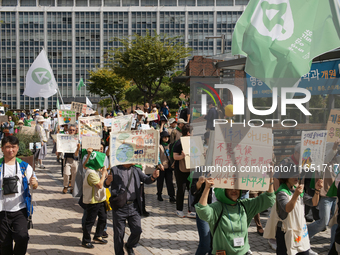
[
  {"left": 86, "top": 97, "right": 93, "bottom": 108},
  {"left": 23, "top": 50, "right": 58, "bottom": 98}
]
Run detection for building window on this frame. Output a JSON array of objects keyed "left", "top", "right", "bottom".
[
  {"left": 2, "top": 0, "right": 17, "bottom": 6},
  {"left": 235, "top": 0, "right": 249, "bottom": 5},
  {"left": 57, "top": 0, "right": 74, "bottom": 6},
  {"left": 104, "top": 0, "right": 120, "bottom": 6},
  {"left": 39, "top": 0, "right": 55, "bottom": 6},
  {"left": 122, "top": 0, "right": 139, "bottom": 6},
  {"left": 76, "top": 0, "right": 87, "bottom": 6},
  {"left": 160, "top": 0, "right": 176, "bottom": 5},
  {"left": 90, "top": 0, "right": 101, "bottom": 6},
  {"left": 141, "top": 0, "right": 158, "bottom": 6},
  {"left": 178, "top": 0, "right": 195, "bottom": 6},
  {"left": 20, "top": 0, "right": 36, "bottom": 6},
  {"left": 197, "top": 0, "right": 214, "bottom": 6}
]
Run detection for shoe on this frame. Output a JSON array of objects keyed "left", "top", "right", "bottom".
[
  {"left": 40, "top": 165, "right": 46, "bottom": 169},
  {"left": 125, "top": 243, "right": 135, "bottom": 255},
  {"left": 142, "top": 211, "right": 150, "bottom": 217},
  {"left": 176, "top": 210, "right": 185, "bottom": 218},
  {"left": 102, "top": 231, "right": 108, "bottom": 238},
  {"left": 82, "top": 242, "right": 94, "bottom": 249},
  {"left": 57, "top": 158, "right": 60, "bottom": 163},
  {"left": 62, "top": 187, "right": 68, "bottom": 194},
  {"left": 268, "top": 239, "right": 277, "bottom": 250},
  {"left": 93, "top": 236, "right": 108, "bottom": 244},
  {"left": 187, "top": 212, "right": 196, "bottom": 219},
  {"left": 246, "top": 249, "right": 253, "bottom": 255},
  {"left": 70, "top": 189, "right": 73, "bottom": 194},
  {"left": 157, "top": 195, "right": 163, "bottom": 201},
  {"left": 309, "top": 248, "right": 318, "bottom": 255},
  {"left": 169, "top": 197, "right": 176, "bottom": 203},
  {"left": 305, "top": 216, "right": 314, "bottom": 222},
  {"left": 257, "top": 229, "right": 264, "bottom": 236}
]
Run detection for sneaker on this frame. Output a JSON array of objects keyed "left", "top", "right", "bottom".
[
  {"left": 169, "top": 197, "right": 176, "bottom": 203},
  {"left": 176, "top": 210, "right": 185, "bottom": 218},
  {"left": 142, "top": 211, "right": 150, "bottom": 217},
  {"left": 187, "top": 212, "right": 196, "bottom": 219},
  {"left": 82, "top": 242, "right": 94, "bottom": 249},
  {"left": 268, "top": 239, "right": 277, "bottom": 250},
  {"left": 93, "top": 236, "right": 108, "bottom": 244},
  {"left": 62, "top": 187, "right": 68, "bottom": 194},
  {"left": 40, "top": 165, "right": 46, "bottom": 169},
  {"left": 157, "top": 195, "right": 163, "bottom": 201},
  {"left": 246, "top": 249, "right": 253, "bottom": 255},
  {"left": 102, "top": 231, "right": 108, "bottom": 238},
  {"left": 309, "top": 249, "right": 318, "bottom": 255}
]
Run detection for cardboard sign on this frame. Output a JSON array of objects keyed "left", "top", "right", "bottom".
[
  {"left": 300, "top": 130, "right": 327, "bottom": 170},
  {"left": 147, "top": 113, "right": 158, "bottom": 121},
  {"left": 20, "top": 126, "right": 36, "bottom": 135},
  {"left": 111, "top": 115, "right": 133, "bottom": 133},
  {"left": 57, "top": 110, "right": 76, "bottom": 126},
  {"left": 327, "top": 109, "right": 340, "bottom": 142},
  {"left": 56, "top": 134, "right": 79, "bottom": 153},
  {"left": 104, "top": 118, "right": 112, "bottom": 127},
  {"left": 181, "top": 136, "right": 205, "bottom": 169},
  {"left": 51, "top": 134, "right": 57, "bottom": 142},
  {"left": 78, "top": 116, "right": 102, "bottom": 140},
  {"left": 143, "top": 164, "right": 156, "bottom": 175},
  {"left": 211, "top": 125, "right": 273, "bottom": 191},
  {"left": 71, "top": 102, "right": 87, "bottom": 114},
  {"left": 109, "top": 129, "right": 159, "bottom": 166},
  {"left": 60, "top": 104, "right": 72, "bottom": 110},
  {"left": 0, "top": 115, "right": 8, "bottom": 123},
  {"left": 82, "top": 136, "right": 101, "bottom": 150}
]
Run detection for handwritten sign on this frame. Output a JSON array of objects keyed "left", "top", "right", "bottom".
[
  {"left": 82, "top": 136, "right": 101, "bottom": 150},
  {"left": 111, "top": 115, "right": 133, "bottom": 133},
  {"left": 300, "top": 130, "right": 327, "bottom": 169},
  {"left": 109, "top": 129, "right": 159, "bottom": 167},
  {"left": 60, "top": 104, "right": 71, "bottom": 110},
  {"left": 57, "top": 110, "right": 76, "bottom": 126},
  {"left": 78, "top": 116, "right": 102, "bottom": 140},
  {"left": 56, "top": 134, "right": 79, "bottom": 153},
  {"left": 210, "top": 125, "right": 273, "bottom": 191},
  {"left": 104, "top": 118, "right": 112, "bottom": 127},
  {"left": 181, "top": 136, "right": 205, "bottom": 169},
  {"left": 147, "top": 113, "right": 158, "bottom": 121},
  {"left": 327, "top": 109, "right": 340, "bottom": 142},
  {"left": 0, "top": 115, "right": 8, "bottom": 123},
  {"left": 71, "top": 102, "right": 87, "bottom": 114},
  {"left": 20, "top": 126, "right": 36, "bottom": 135},
  {"left": 51, "top": 134, "right": 57, "bottom": 142}
]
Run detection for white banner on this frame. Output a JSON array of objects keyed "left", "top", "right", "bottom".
[
  {"left": 111, "top": 115, "right": 133, "bottom": 133},
  {"left": 57, "top": 110, "right": 76, "bottom": 126},
  {"left": 78, "top": 116, "right": 102, "bottom": 140},
  {"left": 56, "top": 134, "right": 78, "bottom": 153}
]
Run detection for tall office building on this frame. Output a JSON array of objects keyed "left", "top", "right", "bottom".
[{"left": 0, "top": 0, "right": 248, "bottom": 110}]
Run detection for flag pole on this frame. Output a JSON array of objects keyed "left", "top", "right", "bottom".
[{"left": 57, "top": 87, "right": 65, "bottom": 106}]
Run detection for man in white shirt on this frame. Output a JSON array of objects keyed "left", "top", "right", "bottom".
[{"left": 0, "top": 136, "right": 38, "bottom": 255}]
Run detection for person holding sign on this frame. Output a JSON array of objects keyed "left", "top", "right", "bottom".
[
  {"left": 195, "top": 173, "right": 275, "bottom": 255},
  {"left": 264, "top": 162, "right": 323, "bottom": 255},
  {"left": 1, "top": 116, "right": 14, "bottom": 137}
]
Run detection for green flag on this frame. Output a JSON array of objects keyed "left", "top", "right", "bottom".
[
  {"left": 56, "top": 98, "right": 59, "bottom": 110},
  {"left": 77, "top": 78, "right": 85, "bottom": 90},
  {"left": 85, "top": 151, "right": 106, "bottom": 170},
  {"left": 232, "top": 0, "right": 340, "bottom": 89},
  {"left": 326, "top": 181, "right": 337, "bottom": 197}
]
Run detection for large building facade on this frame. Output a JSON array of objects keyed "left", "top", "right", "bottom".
[{"left": 0, "top": 0, "right": 248, "bottom": 110}]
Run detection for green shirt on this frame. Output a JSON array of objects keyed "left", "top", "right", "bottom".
[
  {"left": 24, "top": 119, "right": 33, "bottom": 127},
  {"left": 195, "top": 192, "right": 275, "bottom": 255}
]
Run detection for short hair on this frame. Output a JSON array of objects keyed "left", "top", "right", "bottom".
[
  {"left": 182, "top": 124, "right": 192, "bottom": 136},
  {"left": 1, "top": 136, "right": 19, "bottom": 147},
  {"left": 69, "top": 124, "right": 76, "bottom": 129},
  {"left": 294, "top": 143, "right": 301, "bottom": 154}
]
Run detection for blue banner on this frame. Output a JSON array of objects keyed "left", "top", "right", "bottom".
[{"left": 247, "top": 59, "right": 340, "bottom": 98}]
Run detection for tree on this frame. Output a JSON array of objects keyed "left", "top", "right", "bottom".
[
  {"left": 107, "top": 31, "right": 191, "bottom": 104},
  {"left": 87, "top": 68, "right": 130, "bottom": 109}
]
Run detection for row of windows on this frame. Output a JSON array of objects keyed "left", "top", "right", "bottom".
[{"left": 2, "top": 0, "right": 249, "bottom": 7}]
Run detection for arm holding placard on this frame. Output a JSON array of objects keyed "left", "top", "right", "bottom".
[
  {"left": 83, "top": 148, "right": 93, "bottom": 169},
  {"left": 74, "top": 143, "right": 81, "bottom": 157}
]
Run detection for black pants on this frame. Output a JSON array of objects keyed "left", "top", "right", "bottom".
[
  {"left": 157, "top": 168, "right": 175, "bottom": 197},
  {"left": 175, "top": 168, "right": 190, "bottom": 211},
  {"left": 112, "top": 201, "right": 142, "bottom": 255},
  {"left": 82, "top": 201, "right": 107, "bottom": 244},
  {"left": 0, "top": 209, "right": 29, "bottom": 255},
  {"left": 276, "top": 226, "right": 310, "bottom": 255}
]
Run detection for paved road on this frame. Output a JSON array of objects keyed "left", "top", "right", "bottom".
[{"left": 22, "top": 142, "right": 332, "bottom": 255}]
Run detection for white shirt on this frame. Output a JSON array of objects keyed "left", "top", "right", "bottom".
[
  {"left": 43, "top": 118, "right": 51, "bottom": 130},
  {"left": 0, "top": 162, "right": 34, "bottom": 212}
]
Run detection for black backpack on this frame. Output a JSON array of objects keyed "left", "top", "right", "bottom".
[{"left": 179, "top": 108, "right": 187, "bottom": 120}]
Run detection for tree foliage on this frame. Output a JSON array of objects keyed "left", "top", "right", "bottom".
[
  {"left": 106, "top": 31, "right": 191, "bottom": 104},
  {"left": 87, "top": 68, "right": 130, "bottom": 106}
]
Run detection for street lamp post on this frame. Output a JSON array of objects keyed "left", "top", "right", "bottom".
[{"left": 205, "top": 34, "right": 226, "bottom": 54}]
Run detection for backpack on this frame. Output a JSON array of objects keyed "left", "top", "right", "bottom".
[{"left": 179, "top": 108, "right": 188, "bottom": 120}]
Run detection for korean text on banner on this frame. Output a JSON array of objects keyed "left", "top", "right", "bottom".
[
  {"left": 300, "top": 130, "right": 327, "bottom": 171},
  {"left": 82, "top": 136, "right": 101, "bottom": 150},
  {"left": 57, "top": 110, "right": 76, "bottom": 126},
  {"left": 78, "top": 116, "right": 102, "bottom": 140},
  {"left": 211, "top": 125, "right": 273, "bottom": 191},
  {"left": 111, "top": 115, "right": 133, "bottom": 133},
  {"left": 103, "top": 118, "right": 112, "bottom": 127},
  {"left": 71, "top": 102, "right": 87, "bottom": 114},
  {"left": 109, "top": 130, "right": 159, "bottom": 167},
  {"left": 56, "top": 134, "right": 79, "bottom": 153},
  {"left": 327, "top": 109, "right": 340, "bottom": 142},
  {"left": 181, "top": 136, "right": 205, "bottom": 169}
]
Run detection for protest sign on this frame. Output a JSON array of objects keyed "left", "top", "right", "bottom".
[
  {"left": 181, "top": 136, "right": 205, "bottom": 169},
  {"left": 211, "top": 125, "right": 273, "bottom": 191},
  {"left": 109, "top": 129, "right": 159, "bottom": 166},
  {"left": 0, "top": 115, "right": 8, "bottom": 123},
  {"left": 147, "top": 113, "right": 158, "bottom": 121},
  {"left": 71, "top": 102, "right": 87, "bottom": 114},
  {"left": 20, "top": 126, "right": 36, "bottom": 135},
  {"left": 51, "top": 134, "right": 57, "bottom": 142},
  {"left": 57, "top": 110, "right": 76, "bottom": 126},
  {"left": 103, "top": 118, "right": 112, "bottom": 127},
  {"left": 56, "top": 134, "right": 79, "bottom": 153},
  {"left": 111, "top": 115, "right": 133, "bottom": 133},
  {"left": 60, "top": 104, "right": 72, "bottom": 110},
  {"left": 78, "top": 116, "right": 102, "bottom": 140},
  {"left": 300, "top": 130, "right": 327, "bottom": 170},
  {"left": 327, "top": 109, "right": 340, "bottom": 142},
  {"left": 82, "top": 136, "right": 101, "bottom": 150}
]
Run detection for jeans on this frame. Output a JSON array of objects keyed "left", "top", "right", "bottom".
[
  {"left": 195, "top": 214, "right": 212, "bottom": 255},
  {"left": 331, "top": 224, "right": 338, "bottom": 249},
  {"left": 308, "top": 196, "right": 337, "bottom": 239}
]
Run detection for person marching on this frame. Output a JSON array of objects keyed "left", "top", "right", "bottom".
[{"left": 35, "top": 116, "right": 48, "bottom": 169}]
